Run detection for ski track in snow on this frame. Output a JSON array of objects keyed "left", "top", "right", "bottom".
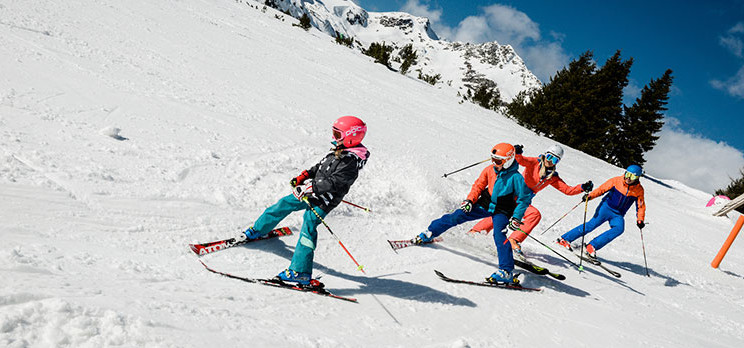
[{"left": 1, "top": 0, "right": 743, "bottom": 347}]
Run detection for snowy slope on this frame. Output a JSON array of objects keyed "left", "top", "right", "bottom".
[{"left": 1, "top": 0, "right": 744, "bottom": 347}]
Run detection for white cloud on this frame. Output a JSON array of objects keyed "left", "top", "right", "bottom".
[
  {"left": 451, "top": 4, "right": 540, "bottom": 45},
  {"left": 624, "top": 79, "right": 642, "bottom": 101},
  {"left": 399, "top": 1, "right": 568, "bottom": 82},
  {"left": 400, "top": 0, "right": 453, "bottom": 40},
  {"left": 711, "top": 65, "right": 744, "bottom": 98},
  {"left": 522, "top": 42, "right": 570, "bottom": 83},
  {"left": 400, "top": 0, "right": 442, "bottom": 23},
  {"left": 644, "top": 119, "right": 744, "bottom": 194},
  {"left": 720, "top": 36, "right": 743, "bottom": 58},
  {"left": 713, "top": 22, "right": 744, "bottom": 98}
]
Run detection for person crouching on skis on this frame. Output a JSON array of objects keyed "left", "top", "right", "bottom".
[
  {"left": 414, "top": 143, "right": 532, "bottom": 284},
  {"left": 237, "top": 116, "right": 369, "bottom": 287},
  {"left": 556, "top": 165, "right": 646, "bottom": 261},
  {"left": 467, "top": 144, "right": 593, "bottom": 261}
]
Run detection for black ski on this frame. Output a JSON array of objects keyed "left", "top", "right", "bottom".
[
  {"left": 198, "top": 260, "right": 358, "bottom": 303},
  {"left": 189, "top": 227, "right": 293, "bottom": 256},
  {"left": 514, "top": 259, "right": 566, "bottom": 281},
  {"left": 434, "top": 270, "right": 541, "bottom": 292},
  {"left": 573, "top": 251, "right": 621, "bottom": 278},
  {"left": 387, "top": 236, "right": 443, "bottom": 252}
]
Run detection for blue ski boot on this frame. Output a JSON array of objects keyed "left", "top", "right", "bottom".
[
  {"left": 414, "top": 231, "right": 434, "bottom": 244},
  {"left": 487, "top": 269, "right": 519, "bottom": 285},
  {"left": 236, "top": 226, "right": 261, "bottom": 242},
  {"left": 276, "top": 269, "right": 312, "bottom": 286}
]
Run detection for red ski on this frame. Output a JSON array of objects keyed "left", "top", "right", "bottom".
[
  {"left": 387, "top": 237, "right": 444, "bottom": 252},
  {"left": 198, "top": 260, "right": 357, "bottom": 303},
  {"left": 189, "top": 227, "right": 293, "bottom": 256}
]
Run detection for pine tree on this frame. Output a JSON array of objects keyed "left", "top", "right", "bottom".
[
  {"left": 716, "top": 169, "right": 744, "bottom": 213},
  {"left": 591, "top": 51, "right": 633, "bottom": 160},
  {"left": 398, "top": 44, "right": 418, "bottom": 74},
  {"left": 363, "top": 42, "right": 393, "bottom": 67},
  {"left": 611, "top": 69, "right": 674, "bottom": 167},
  {"left": 298, "top": 13, "right": 312, "bottom": 31},
  {"left": 505, "top": 50, "right": 672, "bottom": 167}
]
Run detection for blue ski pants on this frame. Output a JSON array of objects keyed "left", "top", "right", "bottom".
[
  {"left": 428, "top": 206, "right": 513, "bottom": 273},
  {"left": 561, "top": 201, "right": 625, "bottom": 251},
  {"left": 252, "top": 194, "right": 327, "bottom": 274}
]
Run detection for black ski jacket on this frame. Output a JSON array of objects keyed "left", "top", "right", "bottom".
[{"left": 306, "top": 145, "right": 369, "bottom": 212}]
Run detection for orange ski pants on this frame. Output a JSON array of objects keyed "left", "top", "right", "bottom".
[{"left": 470, "top": 205, "right": 541, "bottom": 243}]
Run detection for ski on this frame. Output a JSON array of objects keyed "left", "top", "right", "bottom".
[
  {"left": 189, "top": 227, "right": 293, "bottom": 256},
  {"left": 198, "top": 260, "right": 358, "bottom": 303},
  {"left": 434, "top": 270, "right": 541, "bottom": 292},
  {"left": 387, "top": 237, "right": 444, "bottom": 252},
  {"left": 573, "top": 251, "right": 622, "bottom": 278},
  {"left": 514, "top": 259, "right": 566, "bottom": 281}
]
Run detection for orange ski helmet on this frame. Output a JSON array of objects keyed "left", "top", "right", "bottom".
[{"left": 491, "top": 143, "right": 515, "bottom": 168}]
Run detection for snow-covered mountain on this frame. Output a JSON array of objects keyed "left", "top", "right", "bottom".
[
  {"left": 2, "top": 0, "right": 744, "bottom": 347},
  {"left": 264, "top": 0, "right": 541, "bottom": 101}
]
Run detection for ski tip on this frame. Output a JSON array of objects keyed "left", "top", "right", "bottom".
[{"left": 189, "top": 244, "right": 200, "bottom": 255}]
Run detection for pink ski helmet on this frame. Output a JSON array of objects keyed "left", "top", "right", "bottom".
[{"left": 332, "top": 116, "right": 367, "bottom": 147}]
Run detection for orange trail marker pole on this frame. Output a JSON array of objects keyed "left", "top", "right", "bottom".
[{"left": 711, "top": 215, "right": 744, "bottom": 268}]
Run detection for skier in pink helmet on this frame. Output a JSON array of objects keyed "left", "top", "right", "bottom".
[{"left": 237, "top": 116, "right": 369, "bottom": 287}]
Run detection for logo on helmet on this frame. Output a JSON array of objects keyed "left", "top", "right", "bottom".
[{"left": 345, "top": 125, "right": 366, "bottom": 136}]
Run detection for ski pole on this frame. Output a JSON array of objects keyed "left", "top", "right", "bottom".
[
  {"left": 539, "top": 200, "right": 582, "bottom": 235},
  {"left": 513, "top": 227, "right": 581, "bottom": 269},
  {"left": 342, "top": 199, "right": 372, "bottom": 213},
  {"left": 442, "top": 158, "right": 490, "bottom": 178},
  {"left": 578, "top": 197, "right": 590, "bottom": 272},
  {"left": 639, "top": 227, "right": 650, "bottom": 277},
  {"left": 302, "top": 197, "right": 366, "bottom": 274}
]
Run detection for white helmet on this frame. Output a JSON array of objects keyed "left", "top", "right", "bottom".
[{"left": 544, "top": 144, "right": 564, "bottom": 165}]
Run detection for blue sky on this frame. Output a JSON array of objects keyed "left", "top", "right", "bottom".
[{"left": 359, "top": 0, "right": 744, "bottom": 193}]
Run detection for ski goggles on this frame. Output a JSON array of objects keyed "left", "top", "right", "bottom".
[
  {"left": 544, "top": 153, "right": 560, "bottom": 165},
  {"left": 332, "top": 127, "right": 343, "bottom": 141},
  {"left": 624, "top": 172, "right": 640, "bottom": 181},
  {"left": 491, "top": 154, "right": 509, "bottom": 165}
]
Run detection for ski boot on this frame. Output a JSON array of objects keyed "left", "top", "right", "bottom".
[
  {"left": 555, "top": 238, "right": 573, "bottom": 251},
  {"left": 414, "top": 231, "right": 434, "bottom": 244},
  {"left": 513, "top": 248, "right": 527, "bottom": 262},
  {"left": 583, "top": 243, "right": 598, "bottom": 262},
  {"left": 276, "top": 268, "right": 312, "bottom": 286},
  {"left": 510, "top": 239, "right": 527, "bottom": 262},
  {"left": 486, "top": 269, "right": 519, "bottom": 285},
  {"left": 236, "top": 226, "right": 262, "bottom": 242}
]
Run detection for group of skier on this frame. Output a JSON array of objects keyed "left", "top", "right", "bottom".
[{"left": 234, "top": 116, "right": 647, "bottom": 287}]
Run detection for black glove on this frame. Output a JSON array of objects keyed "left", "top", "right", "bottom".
[
  {"left": 581, "top": 193, "right": 590, "bottom": 202},
  {"left": 460, "top": 200, "right": 473, "bottom": 213},
  {"left": 513, "top": 144, "right": 524, "bottom": 155},
  {"left": 581, "top": 180, "right": 594, "bottom": 193},
  {"left": 508, "top": 217, "right": 522, "bottom": 231},
  {"left": 637, "top": 220, "right": 645, "bottom": 229}
]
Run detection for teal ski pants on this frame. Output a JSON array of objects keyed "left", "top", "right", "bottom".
[{"left": 253, "top": 194, "right": 327, "bottom": 274}]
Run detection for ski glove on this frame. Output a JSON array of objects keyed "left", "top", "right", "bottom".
[
  {"left": 637, "top": 220, "right": 645, "bottom": 229},
  {"left": 292, "top": 182, "right": 314, "bottom": 200},
  {"left": 460, "top": 200, "right": 473, "bottom": 213},
  {"left": 290, "top": 170, "right": 311, "bottom": 187},
  {"left": 513, "top": 144, "right": 524, "bottom": 155},
  {"left": 581, "top": 193, "right": 590, "bottom": 202},
  {"left": 581, "top": 180, "right": 594, "bottom": 192},
  {"left": 508, "top": 217, "right": 522, "bottom": 231}
]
